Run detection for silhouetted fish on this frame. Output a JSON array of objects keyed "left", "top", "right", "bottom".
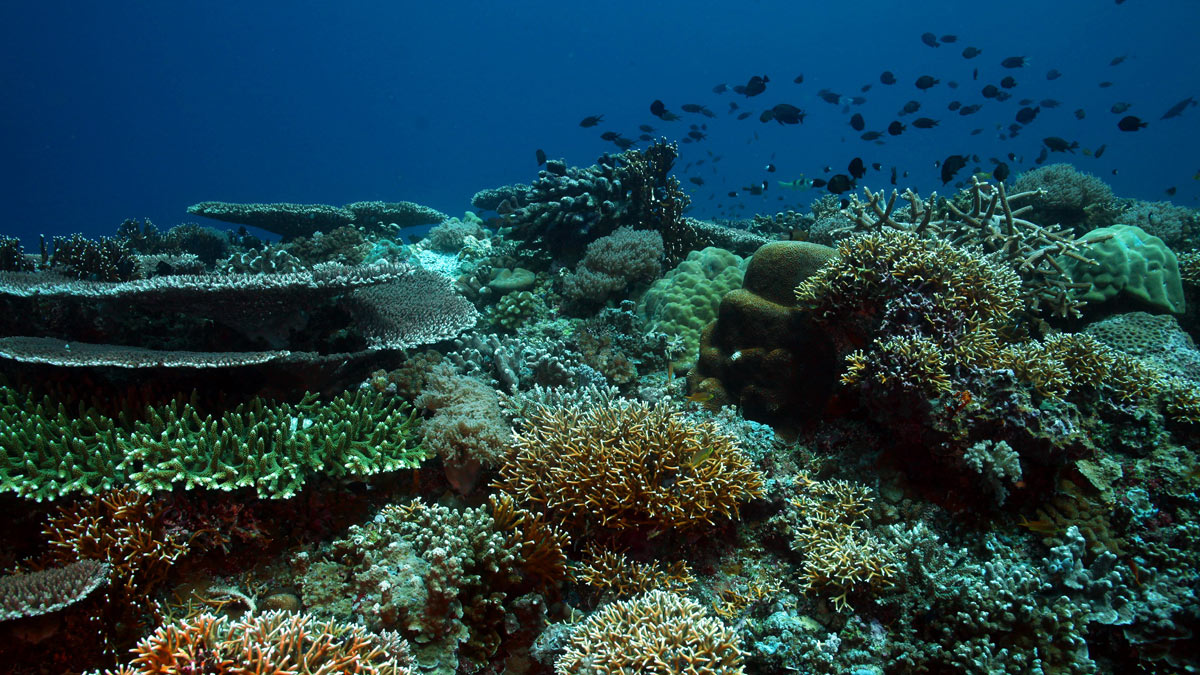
[
  {"left": 737, "top": 111, "right": 752, "bottom": 120},
  {"left": 1043, "top": 136, "right": 1079, "bottom": 152},
  {"left": 850, "top": 113, "right": 865, "bottom": 131},
  {"left": 818, "top": 89, "right": 842, "bottom": 104},
  {"left": 982, "top": 84, "right": 1000, "bottom": 98},
  {"left": 912, "top": 117, "right": 939, "bottom": 128},
  {"left": 1161, "top": 96, "right": 1197, "bottom": 119},
  {"left": 940, "top": 34, "right": 958, "bottom": 43},
  {"left": 536, "top": 149, "right": 546, "bottom": 166},
  {"left": 915, "top": 75, "right": 939, "bottom": 90},
  {"left": 1074, "top": 108, "right": 1087, "bottom": 119},
  {"left": 760, "top": 103, "right": 806, "bottom": 125},
  {"left": 962, "top": 46, "right": 982, "bottom": 59},
  {"left": 712, "top": 83, "right": 728, "bottom": 94},
  {"left": 793, "top": 74, "right": 805, "bottom": 84},
  {"left": 994, "top": 161, "right": 1011, "bottom": 181},
  {"left": 888, "top": 121, "right": 905, "bottom": 135},
  {"left": 901, "top": 100, "right": 921, "bottom": 115},
  {"left": 921, "top": 32, "right": 940, "bottom": 47},
  {"left": 1001, "top": 56, "right": 1029, "bottom": 68},
  {"left": 742, "top": 75, "right": 769, "bottom": 97},
  {"left": 1110, "top": 102, "right": 1132, "bottom": 114},
  {"left": 1117, "top": 115, "right": 1147, "bottom": 131},
  {"left": 579, "top": 115, "right": 604, "bottom": 127},
  {"left": 1016, "top": 106, "right": 1040, "bottom": 124},
  {"left": 1040, "top": 99, "right": 1062, "bottom": 108},
  {"left": 880, "top": 71, "right": 897, "bottom": 85},
  {"left": 861, "top": 131, "right": 883, "bottom": 140},
  {"left": 1000, "top": 76, "right": 1017, "bottom": 89},
  {"left": 827, "top": 174, "right": 855, "bottom": 194},
  {"left": 1047, "top": 69, "right": 1062, "bottom": 80},
  {"left": 941, "top": 154, "right": 967, "bottom": 184},
  {"left": 848, "top": 157, "right": 866, "bottom": 179},
  {"left": 948, "top": 101, "right": 962, "bottom": 111}
]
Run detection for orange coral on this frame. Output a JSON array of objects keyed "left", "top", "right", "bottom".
[
  {"left": 495, "top": 399, "right": 764, "bottom": 534},
  {"left": 569, "top": 545, "right": 695, "bottom": 597},
  {"left": 101, "top": 610, "right": 414, "bottom": 675}
]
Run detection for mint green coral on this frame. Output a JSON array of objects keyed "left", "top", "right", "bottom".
[
  {"left": 638, "top": 247, "right": 748, "bottom": 368},
  {"left": 1067, "top": 224, "right": 1186, "bottom": 313},
  {"left": 0, "top": 387, "right": 427, "bottom": 501}
]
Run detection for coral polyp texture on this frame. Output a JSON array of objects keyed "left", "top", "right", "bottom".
[
  {"left": 0, "top": 560, "right": 109, "bottom": 621},
  {"left": 99, "top": 610, "right": 414, "bottom": 675},
  {"left": 554, "top": 589, "right": 745, "bottom": 675},
  {"left": 495, "top": 397, "right": 765, "bottom": 534}
]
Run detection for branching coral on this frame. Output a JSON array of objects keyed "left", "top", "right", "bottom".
[
  {"left": 495, "top": 398, "right": 764, "bottom": 534},
  {"left": 554, "top": 590, "right": 745, "bottom": 675},
  {"left": 569, "top": 545, "right": 695, "bottom": 598},
  {"left": 99, "top": 610, "right": 414, "bottom": 675}
]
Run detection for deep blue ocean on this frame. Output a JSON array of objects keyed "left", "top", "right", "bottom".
[{"left": 3, "top": 0, "right": 1199, "bottom": 245}]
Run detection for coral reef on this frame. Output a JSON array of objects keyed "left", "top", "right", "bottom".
[
  {"left": 554, "top": 590, "right": 745, "bottom": 674},
  {"left": 100, "top": 610, "right": 414, "bottom": 675},
  {"left": 1011, "top": 162, "right": 1121, "bottom": 232},
  {"left": 1065, "top": 223, "right": 1185, "bottom": 313},
  {"left": 188, "top": 200, "right": 447, "bottom": 240},
  {"left": 561, "top": 226, "right": 664, "bottom": 305},
  {"left": 495, "top": 397, "right": 764, "bottom": 535},
  {"left": 0, "top": 560, "right": 109, "bottom": 621}
]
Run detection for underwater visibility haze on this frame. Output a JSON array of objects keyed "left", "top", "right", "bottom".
[{"left": 1, "top": 1, "right": 1199, "bottom": 673}]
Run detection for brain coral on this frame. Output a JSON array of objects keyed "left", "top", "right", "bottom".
[
  {"left": 1066, "top": 224, "right": 1185, "bottom": 314},
  {"left": 638, "top": 246, "right": 749, "bottom": 369}
]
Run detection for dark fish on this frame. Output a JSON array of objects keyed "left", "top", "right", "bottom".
[
  {"left": 818, "top": 89, "right": 842, "bottom": 104},
  {"left": 948, "top": 101, "right": 962, "bottom": 111},
  {"left": 687, "top": 129, "right": 706, "bottom": 140},
  {"left": 535, "top": 149, "right": 546, "bottom": 166},
  {"left": 1110, "top": 55, "right": 1127, "bottom": 66},
  {"left": 681, "top": 103, "right": 705, "bottom": 113},
  {"left": 973, "top": 68, "right": 979, "bottom": 80},
  {"left": 849, "top": 96, "right": 868, "bottom": 105},
  {"left": 941, "top": 154, "right": 968, "bottom": 184},
  {"left": 947, "top": 80, "right": 959, "bottom": 89},
  {"left": 1019, "top": 98, "right": 1034, "bottom": 105},
  {"left": 638, "top": 134, "right": 653, "bottom": 141},
  {"left": 1117, "top": 115, "right": 1147, "bottom": 131},
  {"left": 613, "top": 137, "right": 635, "bottom": 149},
  {"left": 994, "top": 161, "right": 1011, "bottom": 181},
  {"left": 793, "top": 74, "right": 805, "bottom": 84},
  {"left": 1099, "top": 81, "right": 1113, "bottom": 88},
  {"left": 890, "top": 166, "right": 898, "bottom": 184},
  {"left": 1161, "top": 96, "right": 1197, "bottom": 119},
  {"left": 940, "top": 34, "right": 958, "bottom": 43},
  {"left": 1000, "top": 76, "right": 1017, "bottom": 89},
  {"left": 743, "top": 75, "right": 769, "bottom": 97},
  {"left": 639, "top": 124, "right": 656, "bottom": 133},
  {"left": 982, "top": 84, "right": 1000, "bottom": 98},
  {"left": 761, "top": 103, "right": 806, "bottom": 125},
  {"left": 1047, "top": 69, "right": 1062, "bottom": 80},
  {"left": 1001, "top": 56, "right": 1029, "bottom": 68},
  {"left": 861, "top": 84, "right": 873, "bottom": 92},
  {"left": 912, "top": 117, "right": 939, "bottom": 128},
  {"left": 959, "top": 104, "right": 982, "bottom": 115},
  {"left": 712, "top": 83, "right": 728, "bottom": 94},
  {"left": 1043, "top": 136, "right": 1079, "bottom": 152},
  {"left": 994, "top": 91, "right": 1012, "bottom": 101},
  {"left": 901, "top": 100, "right": 921, "bottom": 114},
  {"left": 860, "top": 131, "right": 883, "bottom": 140},
  {"left": 650, "top": 99, "right": 675, "bottom": 120},
  {"left": 1110, "top": 102, "right": 1132, "bottom": 114},
  {"left": 1167, "top": 186, "right": 1177, "bottom": 196},
  {"left": 970, "top": 128, "right": 983, "bottom": 135},
  {"left": 765, "top": 163, "right": 776, "bottom": 172},
  {"left": 921, "top": 32, "right": 940, "bottom": 47},
  {"left": 827, "top": 174, "right": 855, "bottom": 194},
  {"left": 888, "top": 120, "right": 906, "bottom": 135},
  {"left": 579, "top": 115, "right": 604, "bottom": 127},
  {"left": 850, "top": 113, "right": 866, "bottom": 131},
  {"left": 915, "top": 75, "right": 939, "bottom": 90},
  {"left": 872, "top": 162, "right": 882, "bottom": 170},
  {"left": 737, "top": 111, "right": 752, "bottom": 120},
  {"left": 727, "top": 191, "right": 738, "bottom": 197},
  {"left": 880, "top": 71, "right": 897, "bottom": 85},
  {"left": 1016, "top": 106, "right": 1040, "bottom": 124},
  {"left": 810, "top": 178, "right": 827, "bottom": 188},
  {"left": 688, "top": 176, "right": 705, "bottom": 186},
  {"left": 1040, "top": 99, "right": 1062, "bottom": 108},
  {"left": 600, "top": 131, "right": 620, "bottom": 141},
  {"left": 1037, "top": 147, "right": 1049, "bottom": 164},
  {"left": 848, "top": 157, "right": 866, "bottom": 179},
  {"left": 1074, "top": 108, "right": 1087, "bottom": 119},
  {"left": 962, "top": 46, "right": 982, "bottom": 59}
]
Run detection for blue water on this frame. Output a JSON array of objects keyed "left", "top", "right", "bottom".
[{"left": 2, "top": 0, "right": 1198, "bottom": 245}]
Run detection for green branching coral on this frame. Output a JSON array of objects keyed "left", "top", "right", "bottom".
[{"left": 0, "top": 386, "right": 427, "bottom": 501}]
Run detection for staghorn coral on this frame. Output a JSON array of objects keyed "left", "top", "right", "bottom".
[
  {"left": 554, "top": 589, "right": 745, "bottom": 675},
  {"left": 43, "top": 489, "right": 189, "bottom": 598},
  {"left": 99, "top": 610, "right": 414, "bottom": 675},
  {"left": 297, "top": 497, "right": 559, "bottom": 674},
  {"left": 495, "top": 397, "right": 764, "bottom": 535},
  {"left": 0, "top": 236, "right": 34, "bottom": 272},
  {"left": 569, "top": 545, "right": 695, "bottom": 598},
  {"left": 50, "top": 234, "right": 141, "bottom": 282},
  {"left": 0, "top": 560, "right": 109, "bottom": 621},
  {"left": 786, "top": 475, "right": 899, "bottom": 611}
]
